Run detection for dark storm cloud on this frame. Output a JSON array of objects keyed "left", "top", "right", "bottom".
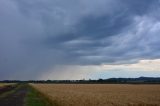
[{"left": 0, "top": 0, "right": 160, "bottom": 80}]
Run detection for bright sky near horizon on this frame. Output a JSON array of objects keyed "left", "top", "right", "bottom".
[{"left": 0, "top": 0, "right": 160, "bottom": 80}]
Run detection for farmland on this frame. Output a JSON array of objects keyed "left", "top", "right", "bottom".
[
  {"left": 31, "top": 84, "right": 160, "bottom": 106},
  {"left": 0, "top": 83, "right": 14, "bottom": 87},
  {"left": 0, "top": 84, "right": 52, "bottom": 106}
]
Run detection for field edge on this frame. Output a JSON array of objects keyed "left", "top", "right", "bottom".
[{"left": 25, "top": 84, "right": 59, "bottom": 106}]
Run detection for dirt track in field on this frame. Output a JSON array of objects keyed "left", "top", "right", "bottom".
[
  {"left": 0, "top": 85, "right": 16, "bottom": 95},
  {"left": 0, "top": 84, "right": 28, "bottom": 106}
]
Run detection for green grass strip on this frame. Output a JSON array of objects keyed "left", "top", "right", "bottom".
[{"left": 25, "top": 85, "right": 55, "bottom": 106}]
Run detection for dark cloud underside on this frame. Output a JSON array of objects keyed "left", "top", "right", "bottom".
[{"left": 0, "top": 0, "right": 160, "bottom": 80}]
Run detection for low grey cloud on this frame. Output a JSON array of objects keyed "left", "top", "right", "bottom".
[{"left": 0, "top": 0, "right": 160, "bottom": 80}]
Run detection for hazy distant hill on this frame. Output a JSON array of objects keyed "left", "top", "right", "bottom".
[{"left": 105, "top": 77, "right": 160, "bottom": 83}]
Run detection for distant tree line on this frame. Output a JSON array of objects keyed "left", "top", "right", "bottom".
[{"left": 0, "top": 77, "right": 160, "bottom": 84}]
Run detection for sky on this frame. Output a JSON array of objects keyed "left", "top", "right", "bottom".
[{"left": 0, "top": 0, "right": 160, "bottom": 80}]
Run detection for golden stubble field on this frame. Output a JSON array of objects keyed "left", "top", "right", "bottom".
[
  {"left": 0, "top": 83, "right": 14, "bottom": 87},
  {"left": 31, "top": 84, "right": 160, "bottom": 106}
]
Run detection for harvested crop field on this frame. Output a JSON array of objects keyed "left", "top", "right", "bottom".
[
  {"left": 0, "top": 83, "right": 14, "bottom": 87},
  {"left": 31, "top": 84, "right": 160, "bottom": 106},
  {"left": 0, "top": 84, "right": 6, "bottom": 87}
]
